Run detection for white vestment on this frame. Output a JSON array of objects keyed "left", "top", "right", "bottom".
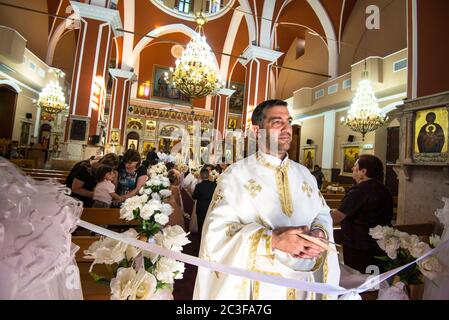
[{"left": 193, "top": 152, "right": 340, "bottom": 300}]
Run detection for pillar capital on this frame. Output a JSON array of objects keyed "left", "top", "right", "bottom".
[
  {"left": 218, "top": 88, "right": 235, "bottom": 97},
  {"left": 239, "top": 45, "right": 283, "bottom": 66},
  {"left": 70, "top": 1, "right": 123, "bottom": 37},
  {"left": 109, "top": 68, "right": 135, "bottom": 80}
]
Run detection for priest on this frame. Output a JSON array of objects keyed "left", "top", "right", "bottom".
[{"left": 193, "top": 99, "right": 340, "bottom": 300}]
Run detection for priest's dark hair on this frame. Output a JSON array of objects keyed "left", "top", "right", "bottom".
[
  {"left": 357, "top": 154, "right": 384, "bottom": 182},
  {"left": 251, "top": 99, "right": 288, "bottom": 127}
]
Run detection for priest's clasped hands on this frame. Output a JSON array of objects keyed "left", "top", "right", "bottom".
[{"left": 271, "top": 226, "right": 327, "bottom": 259}]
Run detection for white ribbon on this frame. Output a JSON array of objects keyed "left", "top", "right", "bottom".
[{"left": 78, "top": 220, "right": 449, "bottom": 298}]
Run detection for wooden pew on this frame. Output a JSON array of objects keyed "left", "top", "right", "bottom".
[
  {"left": 74, "top": 208, "right": 140, "bottom": 300},
  {"left": 326, "top": 199, "right": 342, "bottom": 209},
  {"left": 323, "top": 194, "right": 345, "bottom": 200},
  {"left": 22, "top": 168, "right": 69, "bottom": 175}
]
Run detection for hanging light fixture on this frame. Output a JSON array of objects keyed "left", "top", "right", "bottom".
[
  {"left": 37, "top": 80, "right": 67, "bottom": 114},
  {"left": 340, "top": 69, "right": 388, "bottom": 141},
  {"left": 169, "top": 11, "right": 223, "bottom": 99}
]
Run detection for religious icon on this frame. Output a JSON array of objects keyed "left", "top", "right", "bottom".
[
  {"left": 111, "top": 131, "right": 119, "bottom": 143},
  {"left": 228, "top": 118, "right": 237, "bottom": 130},
  {"left": 342, "top": 146, "right": 360, "bottom": 174},
  {"left": 229, "top": 82, "right": 245, "bottom": 114},
  {"left": 302, "top": 148, "right": 315, "bottom": 170},
  {"left": 143, "top": 141, "right": 155, "bottom": 154},
  {"left": 415, "top": 108, "right": 448, "bottom": 154},
  {"left": 152, "top": 66, "right": 190, "bottom": 103},
  {"left": 127, "top": 139, "right": 138, "bottom": 151}
]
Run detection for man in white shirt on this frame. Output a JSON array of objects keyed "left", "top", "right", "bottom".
[{"left": 193, "top": 99, "right": 340, "bottom": 300}]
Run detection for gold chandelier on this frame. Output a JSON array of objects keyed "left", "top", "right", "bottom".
[
  {"left": 341, "top": 71, "right": 387, "bottom": 140},
  {"left": 169, "top": 12, "right": 223, "bottom": 98},
  {"left": 37, "top": 80, "right": 67, "bottom": 114}
]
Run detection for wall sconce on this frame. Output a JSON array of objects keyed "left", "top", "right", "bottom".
[{"left": 138, "top": 81, "right": 151, "bottom": 97}]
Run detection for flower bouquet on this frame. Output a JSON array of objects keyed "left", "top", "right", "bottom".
[
  {"left": 369, "top": 226, "right": 444, "bottom": 298},
  {"left": 83, "top": 166, "right": 190, "bottom": 300},
  {"left": 148, "top": 162, "right": 168, "bottom": 177},
  {"left": 209, "top": 169, "right": 220, "bottom": 182}
]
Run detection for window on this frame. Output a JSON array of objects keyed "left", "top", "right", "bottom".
[
  {"left": 207, "top": 0, "right": 221, "bottom": 13},
  {"left": 393, "top": 58, "right": 407, "bottom": 72},
  {"left": 342, "top": 79, "right": 351, "bottom": 89},
  {"left": 176, "top": 0, "right": 192, "bottom": 14},
  {"left": 328, "top": 83, "right": 338, "bottom": 95},
  {"left": 29, "top": 61, "right": 36, "bottom": 71},
  {"left": 315, "top": 89, "right": 324, "bottom": 99}
]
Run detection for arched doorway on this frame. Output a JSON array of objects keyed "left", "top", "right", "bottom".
[
  {"left": 0, "top": 85, "right": 18, "bottom": 139},
  {"left": 126, "top": 132, "right": 140, "bottom": 151}
]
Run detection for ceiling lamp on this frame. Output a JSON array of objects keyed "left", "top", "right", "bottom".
[
  {"left": 340, "top": 70, "right": 387, "bottom": 140},
  {"left": 37, "top": 80, "right": 67, "bottom": 114},
  {"left": 169, "top": 12, "right": 223, "bottom": 99}
]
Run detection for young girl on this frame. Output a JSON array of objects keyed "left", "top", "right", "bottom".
[{"left": 93, "top": 165, "right": 125, "bottom": 208}]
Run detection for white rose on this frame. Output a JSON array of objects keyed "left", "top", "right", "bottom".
[
  {"left": 410, "top": 242, "right": 431, "bottom": 258},
  {"left": 369, "top": 226, "right": 385, "bottom": 240},
  {"left": 429, "top": 234, "right": 441, "bottom": 248},
  {"left": 154, "top": 225, "right": 190, "bottom": 252},
  {"left": 144, "top": 188, "right": 152, "bottom": 195},
  {"left": 129, "top": 269, "right": 157, "bottom": 300},
  {"left": 151, "top": 192, "right": 161, "bottom": 201},
  {"left": 161, "top": 203, "right": 174, "bottom": 216},
  {"left": 110, "top": 267, "right": 136, "bottom": 300},
  {"left": 159, "top": 189, "right": 172, "bottom": 199},
  {"left": 120, "top": 207, "right": 135, "bottom": 221},
  {"left": 139, "top": 194, "right": 149, "bottom": 204},
  {"left": 383, "top": 236, "right": 401, "bottom": 259},
  {"left": 154, "top": 213, "right": 169, "bottom": 225},
  {"left": 419, "top": 256, "right": 444, "bottom": 280},
  {"left": 140, "top": 203, "right": 157, "bottom": 220},
  {"left": 155, "top": 257, "right": 185, "bottom": 284}
]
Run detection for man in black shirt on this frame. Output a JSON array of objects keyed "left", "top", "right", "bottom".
[
  {"left": 193, "top": 168, "right": 217, "bottom": 235},
  {"left": 331, "top": 155, "right": 393, "bottom": 273}
]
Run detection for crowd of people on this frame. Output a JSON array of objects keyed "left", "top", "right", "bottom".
[{"left": 65, "top": 148, "right": 223, "bottom": 233}]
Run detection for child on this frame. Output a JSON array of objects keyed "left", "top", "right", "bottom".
[{"left": 93, "top": 165, "right": 125, "bottom": 208}]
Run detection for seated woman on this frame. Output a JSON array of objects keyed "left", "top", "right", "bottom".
[
  {"left": 66, "top": 153, "right": 119, "bottom": 207},
  {"left": 116, "top": 149, "right": 148, "bottom": 200},
  {"left": 166, "top": 169, "right": 186, "bottom": 231},
  {"left": 331, "top": 154, "right": 393, "bottom": 273}
]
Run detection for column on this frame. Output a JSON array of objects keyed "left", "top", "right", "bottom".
[
  {"left": 213, "top": 88, "right": 235, "bottom": 139},
  {"left": 238, "top": 46, "right": 283, "bottom": 130},
  {"left": 106, "top": 68, "right": 135, "bottom": 154},
  {"left": 65, "top": 1, "right": 122, "bottom": 155}
]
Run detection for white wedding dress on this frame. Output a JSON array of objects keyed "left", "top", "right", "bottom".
[
  {"left": 423, "top": 197, "right": 449, "bottom": 300},
  {"left": 0, "top": 158, "right": 83, "bottom": 300}
]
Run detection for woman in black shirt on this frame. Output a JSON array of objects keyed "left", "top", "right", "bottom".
[
  {"left": 331, "top": 155, "right": 393, "bottom": 273},
  {"left": 66, "top": 153, "right": 119, "bottom": 207}
]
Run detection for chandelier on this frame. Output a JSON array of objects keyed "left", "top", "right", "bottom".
[
  {"left": 341, "top": 71, "right": 387, "bottom": 140},
  {"left": 169, "top": 12, "right": 223, "bottom": 98},
  {"left": 37, "top": 80, "right": 67, "bottom": 114}
]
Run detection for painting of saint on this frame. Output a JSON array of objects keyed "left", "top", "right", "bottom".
[
  {"left": 303, "top": 148, "right": 315, "bottom": 170},
  {"left": 415, "top": 108, "right": 448, "bottom": 154},
  {"left": 152, "top": 66, "right": 190, "bottom": 103},
  {"left": 342, "top": 146, "right": 360, "bottom": 174},
  {"left": 229, "top": 82, "right": 245, "bottom": 114}
]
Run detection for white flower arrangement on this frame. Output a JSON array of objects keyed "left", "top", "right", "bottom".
[
  {"left": 148, "top": 162, "right": 168, "bottom": 178},
  {"left": 369, "top": 225, "right": 445, "bottom": 285},
  {"left": 85, "top": 170, "right": 190, "bottom": 300},
  {"left": 209, "top": 169, "right": 220, "bottom": 182}
]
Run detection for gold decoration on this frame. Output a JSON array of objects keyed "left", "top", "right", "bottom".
[
  {"left": 37, "top": 81, "right": 67, "bottom": 114},
  {"left": 169, "top": 12, "right": 223, "bottom": 98},
  {"left": 340, "top": 71, "right": 387, "bottom": 140},
  {"left": 301, "top": 181, "right": 313, "bottom": 198},
  {"left": 244, "top": 179, "right": 262, "bottom": 197},
  {"left": 225, "top": 222, "right": 244, "bottom": 237}
]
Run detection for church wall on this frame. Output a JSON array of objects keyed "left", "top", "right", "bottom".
[
  {"left": 415, "top": 0, "right": 449, "bottom": 97},
  {"left": 276, "top": 32, "right": 328, "bottom": 100},
  {"left": 397, "top": 167, "right": 449, "bottom": 225},
  {"left": 299, "top": 116, "right": 324, "bottom": 169},
  {"left": 0, "top": 0, "right": 49, "bottom": 62},
  {"left": 339, "top": 0, "right": 407, "bottom": 76}
]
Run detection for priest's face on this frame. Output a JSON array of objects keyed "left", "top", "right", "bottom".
[{"left": 257, "top": 106, "right": 293, "bottom": 154}]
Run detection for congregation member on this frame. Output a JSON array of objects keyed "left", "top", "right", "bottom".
[
  {"left": 116, "top": 149, "right": 148, "bottom": 199},
  {"left": 65, "top": 153, "right": 119, "bottom": 207},
  {"left": 92, "top": 165, "right": 125, "bottom": 208},
  {"left": 166, "top": 169, "right": 186, "bottom": 230},
  {"left": 331, "top": 154, "right": 393, "bottom": 273},
  {"left": 192, "top": 168, "right": 217, "bottom": 235}
]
